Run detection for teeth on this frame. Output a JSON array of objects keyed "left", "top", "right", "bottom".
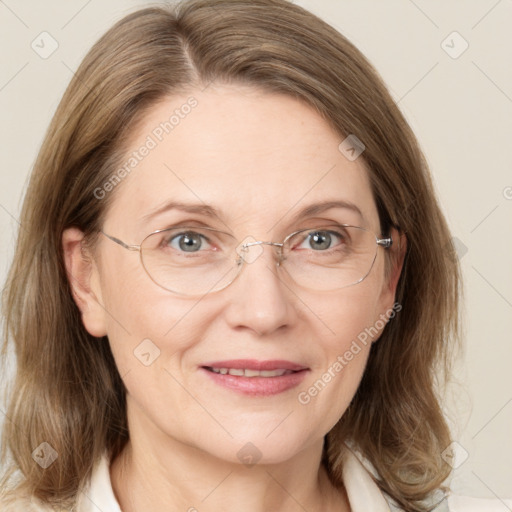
[
  {"left": 260, "top": 370, "right": 288, "bottom": 377},
  {"left": 209, "top": 367, "right": 294, "bottom": 377}
]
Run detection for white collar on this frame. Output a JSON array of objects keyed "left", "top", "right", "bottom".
[
  {"left": 341, "top": 447, "right": 392, "bottom": 511},
  {"left": 78, "top": 444, "right": 393, "bottom": 512}
]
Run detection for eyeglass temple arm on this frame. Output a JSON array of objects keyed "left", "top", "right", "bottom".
[
  {"left": 243, "top": 236, "right": 393, "bottom": 250},
  {"left": 100, "top": 231, "right": 140, "bottom": 251}
]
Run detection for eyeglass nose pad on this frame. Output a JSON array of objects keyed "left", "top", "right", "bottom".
[
  {"left": 235, "top": 239, "right": 285, "bottom": 266},
  {"left": 276, "top": 249, "right": 285, "bottom": 267},
  {"left": 235, "top": 237, "right": 265, "bottom": 265}
]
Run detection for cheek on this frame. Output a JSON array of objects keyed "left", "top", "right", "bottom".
[
  {"left": 98, "top": 253, "right": 216, "bottom": 377},
  {"left": 312, "top": 272, "right": 386, "bottom": 351},
  {"left": 296, "top": 275, "right": 387, "bottom": 422}
]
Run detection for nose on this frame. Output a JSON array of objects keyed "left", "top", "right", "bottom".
[{"left": 223, "top": 242, "right": 296, "bottom": 336}]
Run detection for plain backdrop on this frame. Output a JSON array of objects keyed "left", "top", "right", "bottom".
[{"left": 0, "top": 0, "right": 511, "bottom": 502}]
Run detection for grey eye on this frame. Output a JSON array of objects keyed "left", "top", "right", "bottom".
[
  {"left": 298, "top": 230, "right": 344, "bottom": 251},
  {"left": 168, "top": 232, "right": 211, "bottom": 252}
]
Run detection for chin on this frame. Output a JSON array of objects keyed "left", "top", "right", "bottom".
[{"left": 200, "top": 429, "right": 317, "bottom": 467}]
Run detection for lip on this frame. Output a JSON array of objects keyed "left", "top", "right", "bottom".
[
  {"left": 200, "top": 359, "right": 310, "bottom": 396},
  {"left": 201, "top": 359, "right": 308, "bottom": 371}
]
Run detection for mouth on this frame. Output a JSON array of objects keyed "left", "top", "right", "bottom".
[
  {"left": 200, "top": 359, "right": 309, "bottom": 396},
  {"left": 204, "top": 367, "right": 296, "bottom": 377}
]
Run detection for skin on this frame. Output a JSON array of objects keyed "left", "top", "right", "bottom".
[{"left": 63, "top": 83, "right": 405, "bottom": 512}]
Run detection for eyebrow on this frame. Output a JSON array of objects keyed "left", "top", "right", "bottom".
[{"left": 141, "top": 199, "right": 364, "bottom": 227}]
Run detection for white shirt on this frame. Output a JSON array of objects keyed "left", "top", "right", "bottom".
[{"left": 5, "top": 447, "right": 511, "bottom": 511}]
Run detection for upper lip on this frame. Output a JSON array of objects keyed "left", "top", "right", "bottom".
[{"left": 201, "top": 359, "right": 309, "bottom": 371}]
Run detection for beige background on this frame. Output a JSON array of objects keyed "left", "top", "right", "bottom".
[{"left": 1, "top": 0, "right": 511, "bottom": 502}]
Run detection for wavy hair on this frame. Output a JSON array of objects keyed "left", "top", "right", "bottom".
[{"left": 1, "top": 1, "right": 461, "bottom": 510}]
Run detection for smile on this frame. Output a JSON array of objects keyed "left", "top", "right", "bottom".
[
  {"left": 205, "top": 367, "right": 295, "bottom": 377},
  {"left": 199, "top": 360, "right": 309, "bottom": 396}
]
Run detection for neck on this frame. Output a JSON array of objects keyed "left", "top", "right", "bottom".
[{"left": 110, "top": 405, "right": 350, "bottom": 512}]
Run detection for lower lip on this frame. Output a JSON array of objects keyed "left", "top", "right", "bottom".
[{"left": 200, "top": 367, "right": 309, "bottom": 396}]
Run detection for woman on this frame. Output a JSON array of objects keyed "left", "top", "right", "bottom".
[{"left": 1, "top": 1, "right": 508, "bottom": 511}]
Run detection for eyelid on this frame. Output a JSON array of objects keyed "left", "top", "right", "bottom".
[
  {"left": 154, "top": 219, "right": 360, "bottom": 235},
  {"left": 153, "top": 220, "right": 238, "bottom": 240},
  {"left": 156, "top": 226, "right": 233, "bottom": 253},
  {"left": 292, "top": 225, "right": 350, "bottom": 243},
  {"left": 293, "top": 223, "right": 356, "bottom": 236},
  {"left": 167, "top": 230, "right": 214, "bottom": 250}
]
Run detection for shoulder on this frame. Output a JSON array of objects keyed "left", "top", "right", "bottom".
[
  {"left": 0, "top": 493, "right": 55, "bottom": 512},
  {"left": 1, "top": 490, "right": 84, "bottom": 511},
  {"left": 341, "top": 441, "right": 512, "bottom": 512},
  {"left": 447, "top": 493, "right": 512, "bottom": 511},
  {"left": 0, "top": 452, "right": 119, "bottom": 512}
]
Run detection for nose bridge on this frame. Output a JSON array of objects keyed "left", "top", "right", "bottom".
[
  {"left": 239, "top": 240, "right": 284, "bottom": 266},
  {"left": 226, "top": 239, "right": 294, "bottom": 336}
]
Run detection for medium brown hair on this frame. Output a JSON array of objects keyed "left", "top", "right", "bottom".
[{"left": 1, "top": 1, "right": 461, "bottom": 510}]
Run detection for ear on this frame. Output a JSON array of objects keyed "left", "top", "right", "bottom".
[
  {"left": 62, "top": 227, "right": 108, "bottom": 337},
  {"left": 387, "top": 227, "right": 407, "bottom": 298},
  {"left": 376, "top": 227, "right": 407, "bottom": 318}
]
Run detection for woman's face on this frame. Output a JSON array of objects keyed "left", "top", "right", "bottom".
[{"left": 76, "top": 84, "right": 399, "bottom": 464}]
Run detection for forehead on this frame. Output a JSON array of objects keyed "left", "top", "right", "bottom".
[{"left": 105, "top": 84, "right": 379, "bottom": 236}]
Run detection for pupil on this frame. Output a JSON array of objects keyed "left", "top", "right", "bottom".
[
  {"left": 311, "top": 232, "right": 330, "bottom": 250},
  {"left": 179, "top": 233, "right": 201, "bottom": 252}
]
